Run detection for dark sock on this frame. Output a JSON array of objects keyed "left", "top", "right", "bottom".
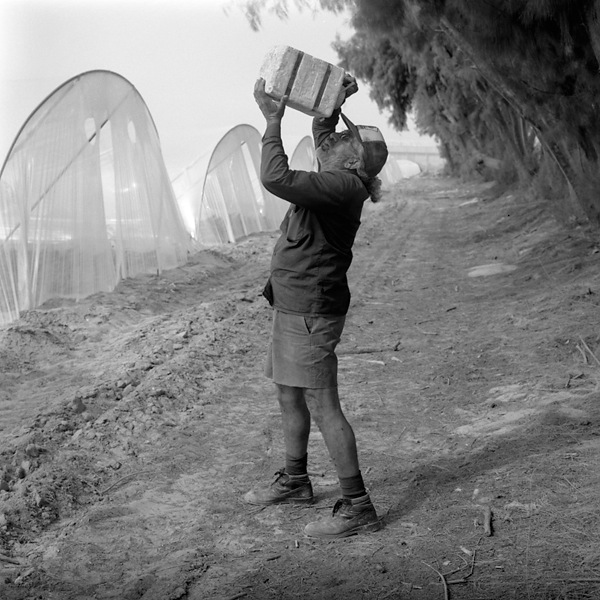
[
  {"left": 339, "top": 471, "right": 367, "bottom": 500},
  {"left": 285, "top": 453, "right": 308, "bottom": 477}
]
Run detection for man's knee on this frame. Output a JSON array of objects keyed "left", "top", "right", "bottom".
[
  {"left": 276, "top": 384, "right": 305, "bottom": 407},
  {"left": 305, "top": 386, "right": 339, "bottom": 405},
  {"left": 305, "top": 387, "right": 344, "bottom": 421}
]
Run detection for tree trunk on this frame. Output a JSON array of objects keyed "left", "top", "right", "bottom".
[
  {"left": 585, "top": 0, "right": 600, "bottom": 70},
  {"left": 439, "top": 16, "right": 600, "bottom": 224}
]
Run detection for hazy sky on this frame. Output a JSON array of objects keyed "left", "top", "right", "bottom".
[{"left": 0, "top": 0, "right": 434, "bottom": 177}]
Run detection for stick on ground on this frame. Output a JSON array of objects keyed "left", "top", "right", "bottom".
[
  {"left": 579, "top": 337, "right": 600, "bottom": 367},
  {"left": 0, "top": 552, "right": 21, "bottom": 565},
  {"left": 483, "top": 505, "right": 493, "bottom": 536},
  {"left": 422, "top": 561, "right": 449, "bottom": 600}
]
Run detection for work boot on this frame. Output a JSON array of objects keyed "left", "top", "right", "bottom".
[
  {"left": 244, "top": 470, "right": 314, "bottom": 506},
  {"left": 304, "top": 494, "right": 381, "bottom": 539}
]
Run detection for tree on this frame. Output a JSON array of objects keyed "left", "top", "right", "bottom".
[
  {"left": 242, "top": 0, "right": 600, "bottom": 223},
  {"left": 341, "top": 0, "right": 600, "bottom": 222}
]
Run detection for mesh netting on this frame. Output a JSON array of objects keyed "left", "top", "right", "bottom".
[
  {"left": 172, "top": 124, "right": 290, "bottom": 245},
  {"left": 0, "top": 70, "right": 191, "bottom": 326}
]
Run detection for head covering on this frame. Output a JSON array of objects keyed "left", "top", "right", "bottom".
[{"left": 340, "top": 112, "right": 388, "bottom": 178}]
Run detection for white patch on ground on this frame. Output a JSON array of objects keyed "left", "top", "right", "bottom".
[
  {"left": 454, "top": 385, "right": 589, "bottom": 436},
  {"left": 468, "top": 263, "right": 518, "bottom": 277},
  {"left": 459, "top": 199, "right": 480, "bottom": 207}
]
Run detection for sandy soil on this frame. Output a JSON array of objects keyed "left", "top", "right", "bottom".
[{"left": 1, "top": 176, "right": 600, "bottom": 600}]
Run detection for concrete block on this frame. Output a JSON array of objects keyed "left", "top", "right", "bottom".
[{"left": 260, "top": 46, "right": 345, "bottom": 118}]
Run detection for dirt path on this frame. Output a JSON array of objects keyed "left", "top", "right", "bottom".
[{"left": 1, "top": 177, "right": 600, "bottom": 600}]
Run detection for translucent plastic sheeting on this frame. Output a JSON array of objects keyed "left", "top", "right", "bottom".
[
  {"left": 396, "top": 159, "right": 422, "bottom": 179},
  {"left": 290, "top": 136, "right": 317, "bottom": 172},
  {"left": 290, "top": 134, "right": 413, "bottom": 189},
  {"left": 0, "top": 70, "right": 191, "bottom": 326},
  {"left": 388, "top": 146, "right": 445, "bottom": 173},
  {"left": 172, "top": 124, "right": 289, "bottom": 245},
  {"left": 290, "top": 134, "right": 422, "bottom": 189},
  {"left": 380, "top": 156, "right": 404, "bottom": 188}
]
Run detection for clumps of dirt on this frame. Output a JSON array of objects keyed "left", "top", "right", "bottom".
[{"left": 0, "top": 239, "right": 273, "bottom": 559}]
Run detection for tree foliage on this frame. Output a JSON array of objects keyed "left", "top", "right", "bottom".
[
  {"left": 342, "top": 0, "right": 600, "bottom": 222},
  {"left": 242, "top": 0, "right": 600, "bottom": 224}
]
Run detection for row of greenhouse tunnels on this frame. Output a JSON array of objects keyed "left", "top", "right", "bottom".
[{"left": 0, "top": 70, "right": 444, "bottom": 327}]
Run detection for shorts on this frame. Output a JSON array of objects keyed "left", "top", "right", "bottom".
[{"left": 265, "top": 309, "right": 346, "bottom": 389}]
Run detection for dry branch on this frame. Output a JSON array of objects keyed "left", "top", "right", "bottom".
[
  {"left": 0, "top": 552, "right": 22, "bottom": 565},
  {"left": 338, "top": 347, "right": 389, "bottom": 355},
  {"left": 447, "top": 542, "right": 479, "bottom": 584},
  {"left": 579, "top": 337, "right": 600, "bottom": 367},
  {"left": 422, "top": 561, "right": 449, "bottom": 600},
  {"left": 100, "top": 470, "right": 152, "bottom": 495},
  {"left": 483, "top": 505, "right": 493, "bottom": 536},
  {"left": 575, "top": 343, "right": 589, "bottom": 364}
]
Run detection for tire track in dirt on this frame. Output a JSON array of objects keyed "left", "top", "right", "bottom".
[
  {"left": 339, "top": 180, "right": 470, "bottom": 450},
  {"left": 350, "top": 194, "right": 413, "bottom": 300},
  {"left": 328, "top": 179, "right": 527, "bottom": 536}
]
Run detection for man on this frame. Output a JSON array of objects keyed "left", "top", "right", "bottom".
[{"left": 244, "top": 76, "right": 388, "bottom": 539}]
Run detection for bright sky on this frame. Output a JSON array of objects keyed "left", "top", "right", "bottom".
[{"left": 0, "top": 0, "right": 435, "bottom": 178}]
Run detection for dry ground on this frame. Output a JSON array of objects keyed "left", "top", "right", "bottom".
[{"left": 1, "top": 176, "right": 600, "bottom": 600}]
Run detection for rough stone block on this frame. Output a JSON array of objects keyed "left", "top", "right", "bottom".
[{"left": 260, "top": 45, "right": 345, "bottom": 118}]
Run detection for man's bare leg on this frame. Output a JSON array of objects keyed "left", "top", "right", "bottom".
[
  {"left": 276, "top": 383, "right": 310, "bottom": 461},
  {"left": 243, "top": 383, "right": 313, "bottom": 505},
  {"left": 304, "top": 386, "right": 359, "bottom": 478},
  {"left": 303, "top": 386, "right": 380, "bottom": 538}
]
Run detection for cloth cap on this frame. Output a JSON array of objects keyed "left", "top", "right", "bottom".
[{"left": 340, "top": 112, "right": 388, "bottom": 178}]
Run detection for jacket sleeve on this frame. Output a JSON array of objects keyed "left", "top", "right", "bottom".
[
  {"left": 260, "top": 117, "right": 364, "bottom": 211},
  {"left": 312, "top": 108, "right": 341, "bottom": 150}
]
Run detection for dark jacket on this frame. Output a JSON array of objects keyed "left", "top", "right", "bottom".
[{"left": 260, "top": 110, "right": 369, "bottom": 316}]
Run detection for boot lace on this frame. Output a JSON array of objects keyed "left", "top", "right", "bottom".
[
  {"left": 331, "top": 498, "right": 351, "bottom": 516},
  {"left": 272, "top": 469, "right": 288, "bottom": 484}
]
